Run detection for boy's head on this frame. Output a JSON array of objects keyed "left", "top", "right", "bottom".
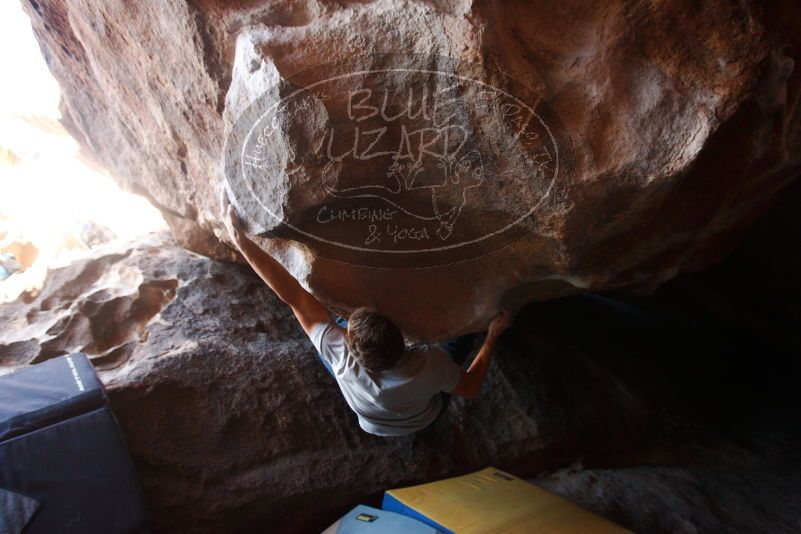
[{"left": 347, "top": 307, "right": 405, "bottom": 372}]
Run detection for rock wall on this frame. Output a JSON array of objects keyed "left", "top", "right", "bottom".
[
  {"left": 2, "top": 231, "right": 800, "bottom": 532},
  {"left": 21, "top": 0, "right": 801, "bottom": 339},
  {"left": 536, "top": 463, "right": 801, "bottom": 533},
  {"left": 0, "top": 233, "right": 662, "bottom": 531}
]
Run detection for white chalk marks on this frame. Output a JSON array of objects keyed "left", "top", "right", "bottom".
[{"left": 225, "top": 55, "right": 567, "bottom": 267}]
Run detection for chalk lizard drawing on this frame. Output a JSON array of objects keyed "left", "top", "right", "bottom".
[{"left": 321, "top": 144, "right": 484, "bottom": 240}]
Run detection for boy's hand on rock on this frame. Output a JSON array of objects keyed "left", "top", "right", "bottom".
[
  {"left": 487, "top": 309, "right": 511, "bottom": 340},
  {"left": 220, "top": 187, "right": 244, "bottom": 243}
]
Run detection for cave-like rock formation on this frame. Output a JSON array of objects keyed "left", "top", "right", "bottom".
[
  {"left": 0, "top": 233, "right": 662, "bottom": 531},
  {"left": 21, "top": 0, "right": 801, "bottom": 339},
  {"left": 2, "top": 229, "right": 800, "bottom": 532}
]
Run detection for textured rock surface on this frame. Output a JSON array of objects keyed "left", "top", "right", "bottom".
[
  {"left": 22, "top": 0, "right": 801, "bottom": 339},
  {"left": 2, "top": 229, "right": 801, "bottom": 532},
  {"left": 536, "top": 463, "right": 801, "bottom": 534},
  {"left": 0, "top": 233, "right": 667, "bottom": 531}
]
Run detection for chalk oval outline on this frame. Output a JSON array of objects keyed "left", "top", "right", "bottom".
[{"left": 239, "top": 66, "right": 559, "bottom": 254}]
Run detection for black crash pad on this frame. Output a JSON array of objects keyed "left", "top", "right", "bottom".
[{"left": 0, "top": 354, "right": 148, "bottom": 533}]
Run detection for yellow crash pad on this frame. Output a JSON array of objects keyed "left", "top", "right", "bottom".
[{"left": 383, "top": 467, "right": 630, "bottom": 533}]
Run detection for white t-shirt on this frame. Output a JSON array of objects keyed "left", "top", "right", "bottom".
[{"left": 309, "top": 321, "right": 463, "bottom": 436}]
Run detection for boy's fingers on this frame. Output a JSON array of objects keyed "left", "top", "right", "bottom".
[
  {"left": 227, "top": 205, "right": 244, "bottom": 232},
  {"left": 219, "top": 187, "right": 230, "bottom": 217}
]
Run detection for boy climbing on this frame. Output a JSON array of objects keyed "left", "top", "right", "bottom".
[{"left": 221, "top": 188, "right": 510, "bottom": 436}]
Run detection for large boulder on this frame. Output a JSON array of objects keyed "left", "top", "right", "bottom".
[
  {"left": 0, "top": 233, "right": 666, "bottom": 531},
  {"left": 21, "top": 0, "right": 801, "bottom": 340},
  {"left": 536, "top": 462, "right": 801, "bottom": 534},
  {"left": 2, "top": 231, "right": 800, "bottom": 532}
]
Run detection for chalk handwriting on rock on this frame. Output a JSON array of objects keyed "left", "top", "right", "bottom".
[
  {"left": 318, "top": 84, "right": 492, "bottom": 241},
  {"left": 230, "top": 56, "right": 563, "bottom": 266},
  {"left": 316, "top": 205, "right": 398, "bottom": 224}
]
